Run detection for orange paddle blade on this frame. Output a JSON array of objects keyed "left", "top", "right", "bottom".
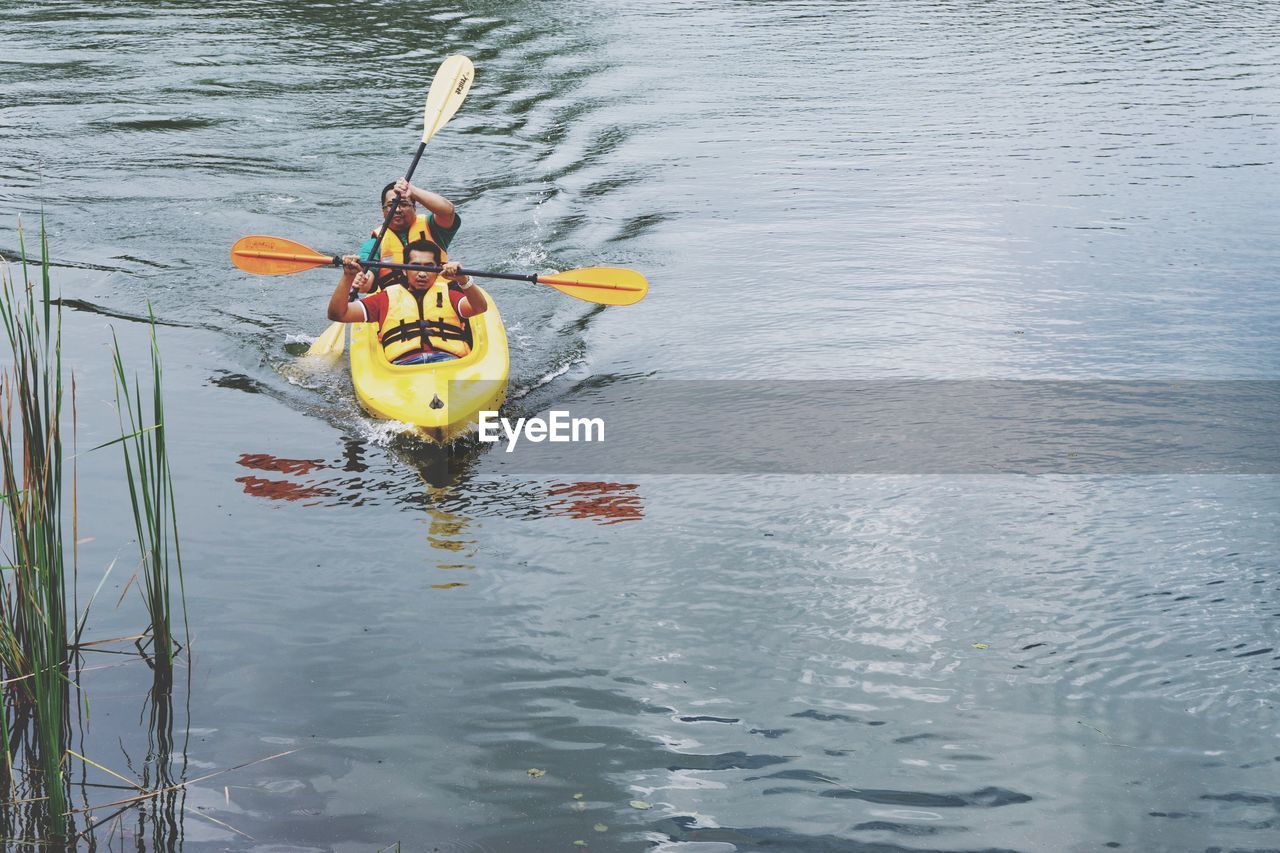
[
  {"left": 536, "top": 267, "right": 649, "bottom": 306},
  {"left": 231, "top": 235, "right": 336, "bottom": 275}
]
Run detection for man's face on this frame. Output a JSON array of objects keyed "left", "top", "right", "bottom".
[
  {"left": 406, "top": 249, "right": 440, "bottom": 291},
  {"left": 382, "top": 191, "right": 417, "bottom": 231}
]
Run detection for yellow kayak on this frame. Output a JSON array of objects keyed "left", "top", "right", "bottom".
[{"left": 348, "top": 285, "right": 508, "bottom": 443}]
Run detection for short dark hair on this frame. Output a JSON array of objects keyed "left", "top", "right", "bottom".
[
  {"left": 379, "top": 181, "right": 397, "bottom": 206},
  {"left": 405, "top": 238, "right": 443, "bottom": 262}
]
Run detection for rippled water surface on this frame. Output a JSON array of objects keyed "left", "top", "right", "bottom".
[{"left": 2, "top": 0, "right": 1278, "bottom": 850}]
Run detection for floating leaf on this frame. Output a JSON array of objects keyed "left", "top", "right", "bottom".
[
  {"left": 972, "top": 643, "right": 988, "bottom": 650},
  {"left": 573, "top": 842, "right": 587, "bottom": 848},
  {"left": 629, "top": 800, "right": 651, "bottom": 810},
  {"left": 594, "top": 823, "right": 608, "bottom": 832},
  {"left": 527, "top": 768, "right": 546, "bottom": 778},
  {"left": 573, "top": 792, "right": 584, "bottom": 800}
]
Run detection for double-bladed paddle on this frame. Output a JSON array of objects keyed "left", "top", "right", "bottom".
[{"left": 232, "top": 235, "right": 648, "bottom": 306}]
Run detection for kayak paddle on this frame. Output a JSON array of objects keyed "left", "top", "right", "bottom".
[
  {"left": 308, "top": 54, "right": 475, "bottom": 357},
  {"left": 232, "top": 235, "right": 648, "bottom": 306}
]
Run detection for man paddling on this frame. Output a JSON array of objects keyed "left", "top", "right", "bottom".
[
  {"left": 357, "top": 178, "right": 461, "bottom": 293},
  {"left": 328, "top": 238, "right": 488, "bottom": 365}
]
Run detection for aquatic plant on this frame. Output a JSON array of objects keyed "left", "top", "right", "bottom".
[
  {"left": 0, "top": 224, "right": 73, "bottom": 835},
  {"left": 110, "top": 315, "right": 188, "bottom": 682},
  {"left": 0, "top": 224, "right": 190, "bottom": 844}
]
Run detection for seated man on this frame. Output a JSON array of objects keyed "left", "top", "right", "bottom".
[
  {"left": 359, "top": 178, "right": 462, "bottom": 292},
  {"left": 328, "top": 239, "right": 488, "bottom": 366}
]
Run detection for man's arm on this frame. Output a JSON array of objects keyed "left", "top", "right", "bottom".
[
  {"left": 442, "top": 262, "right": 487, "bottom": 318},
  {"left": 458, "top": 281, "right": 487, "bottom": 318},
  {"left": 395, "top": 178, "right": 455, "bottom": 229},
  {"left": 327, "top": 256, "right": 372, "bottom": 322}
]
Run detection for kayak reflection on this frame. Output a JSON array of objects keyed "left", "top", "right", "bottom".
[{"left": 425, "top": 497, "right": 475, "bottom": 590}]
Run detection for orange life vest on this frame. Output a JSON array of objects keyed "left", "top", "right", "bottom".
[
  {"left": 369, "top": 214, "right": 438, "bottom": 288},
  {"left": 376, "top": 281, "right": 471, "bottom": 362}
]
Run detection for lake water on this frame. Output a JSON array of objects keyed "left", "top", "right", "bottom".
[{"left": 1, "top": 0, "right": 1278, "bottom": 850}]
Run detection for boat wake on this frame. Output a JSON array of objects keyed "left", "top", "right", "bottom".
[
  {"left": 354, "top": 415, "right": 420, "bottom": 447},
  {"left": 510, "top": 356, "right": 579, "bottom": 401}
]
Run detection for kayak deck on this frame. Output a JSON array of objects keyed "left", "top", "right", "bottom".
[{"left": 348, "top": 286, "right": 508, "bottom": 443}]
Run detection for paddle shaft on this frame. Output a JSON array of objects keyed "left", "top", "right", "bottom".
[
  {"left": 357, "top": 259, "right": 633, "bottom": 292},
  {"left": 359, "top": 258, "right": 531, "bottom": 280},
  {"left": 232, "top": 234, "right": 646, "bottom": 304},
  {"left": 235, "top": 249, "right": 524, "bottom": 280},
  {"left": 366, "top": 141, "right": 426, "bottom": 263},
  {"left": 233, "top": 248, "right": 633, "bottom": 291}
]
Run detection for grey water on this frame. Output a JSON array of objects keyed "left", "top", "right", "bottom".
[{"left": 1, "top": 0, "right": 1278, "bottom": 850}]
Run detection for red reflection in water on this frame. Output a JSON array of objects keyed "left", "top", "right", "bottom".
[
  {"left": 544, "top": 482, "right": 644, "bottom": 525},
  {"left": 235, "top": 475, "right": 332, "bottom": 503},
  {"left": 236, "top": 453, "right": 325, "bottom": 475}
]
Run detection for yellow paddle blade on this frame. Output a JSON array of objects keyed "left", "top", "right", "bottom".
[
  {"left": 306, "top": 321, "right": 347, "bottom": 359},
  {"left": 422, "top": 54, "right": 474, "bottom": 144},
  {"left": 537, "top": 267, "right": 649, "bottom": 306},
  {"left": 231, "top": 235, "right": 334, "bottom": 275}
]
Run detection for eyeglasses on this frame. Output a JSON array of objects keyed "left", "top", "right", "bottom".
[{"left": 382, "top": 199, "right": 417, "bottom": 211}]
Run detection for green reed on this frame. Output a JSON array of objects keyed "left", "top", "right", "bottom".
[
  {"left": 0, "top": 224, "right": 72, "bottom": 834},
  {"left": 111, "top": 316, "right": 188, "bottom": 682},
  {"left": 0, "top": 224, "right": 190, "bottom": 843}
]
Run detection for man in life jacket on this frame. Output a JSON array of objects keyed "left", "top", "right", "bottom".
[
  {"left": 327, "top": 238, "right": 488, "bottom": 366},
  {"left": 355, "top": 178, "right": 461, "bottom": 293}
]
